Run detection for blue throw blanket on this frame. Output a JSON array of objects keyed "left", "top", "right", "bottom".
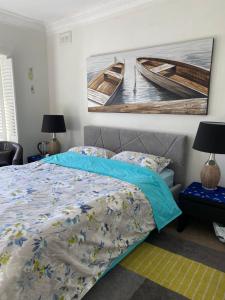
[{"left": 43, "top": 152, "right": 181, "bottom": 230}]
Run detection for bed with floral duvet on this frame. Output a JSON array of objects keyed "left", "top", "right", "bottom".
[{"left": 0, "top": 151, "right": 181, "bottom": 300}]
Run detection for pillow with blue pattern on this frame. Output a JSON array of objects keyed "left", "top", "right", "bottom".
[
  {"left": 68, "top": 146, "right": 115, "bottom": 159},
  {"left": 111, "top": 151, "right": 171, "bottom": 173}
]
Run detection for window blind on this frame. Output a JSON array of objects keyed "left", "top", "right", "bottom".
[{"left": 0, "top": 55, "right": 18, "bottom": 142}]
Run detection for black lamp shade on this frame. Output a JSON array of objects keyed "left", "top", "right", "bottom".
[
  {"left": 193, "top": 122, "right": 225, "bottom": 154},
  {"left": 41, "top": 115, "right": 66, "bottom": 133}
]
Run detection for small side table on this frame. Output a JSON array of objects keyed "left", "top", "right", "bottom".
[
  {"left": 177, "top": 182, "right": 225, "bottom": 232},
  {"left": 27, "top": 154, "right": 45, "bottom": 163}
]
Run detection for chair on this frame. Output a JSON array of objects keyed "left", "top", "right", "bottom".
[{"left": 0, "top": 141, "right": 23, "bottom": 166}]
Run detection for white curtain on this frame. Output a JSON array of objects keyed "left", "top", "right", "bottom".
[{"left": 0, "top": 55, "right": 18, "bottom": 142}]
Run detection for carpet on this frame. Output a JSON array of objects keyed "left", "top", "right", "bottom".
[{"left": 84, "top": 229, "right": 225, "bottom": 300}]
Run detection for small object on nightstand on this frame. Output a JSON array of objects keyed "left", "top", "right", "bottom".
[
  {"left": 177, "top": 182, "right": 225, "bottom": 232},
  {"left": 37, "top": 141, "right": 49, "bottom": 155}
]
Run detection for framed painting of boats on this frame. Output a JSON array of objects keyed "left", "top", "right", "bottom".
[{"left": 87, "top": 38, "right": 214, "bottom": 115}]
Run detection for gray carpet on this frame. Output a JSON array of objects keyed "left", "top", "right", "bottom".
[{"left": 84, "top": 265, "right": 187, "bottom": 300}]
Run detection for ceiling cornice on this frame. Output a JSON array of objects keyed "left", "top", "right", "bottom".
[
  {"left": 46, "top": 0, "right": 154, "bottom": 34},
  {"left": 0, "top": 8, "right": 45, "bottom": 32},
  {"left": 0, "top": 0, "right": 154, "bottom": 34}
]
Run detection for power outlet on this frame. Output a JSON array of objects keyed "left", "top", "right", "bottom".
[{"left": 59, "top": 31, "right": 72, "bottom": 44}]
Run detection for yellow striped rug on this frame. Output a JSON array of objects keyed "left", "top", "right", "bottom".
[{"left": 120, "top": 242, "right": 225, "bottom": 300}]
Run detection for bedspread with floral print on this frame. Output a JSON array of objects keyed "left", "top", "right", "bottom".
[{"left": 0, "top": 161, "right": 155, "bottom": 300}]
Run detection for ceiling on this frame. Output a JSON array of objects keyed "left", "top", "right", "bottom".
[
  {"left": 0, "top": 0, "right": 115, "bottom": 23},
  {"left": 0, "top": 0, "right": 152, "bottom": 28}
]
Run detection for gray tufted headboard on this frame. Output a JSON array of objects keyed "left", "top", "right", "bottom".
[{"left": 84, "top": 126, "right": 187, "bottom": 186}]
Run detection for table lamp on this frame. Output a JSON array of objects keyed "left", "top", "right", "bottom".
[
  {"left": 41, "top": 114, "right": 66, "bottom": 155},
  {"left": 193, "top": 121, "right": 225, "bottom": 190}
]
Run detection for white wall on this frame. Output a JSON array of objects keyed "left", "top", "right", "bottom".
[
  {"left": 0, "top": 22, "right": 49, "bottom": 159},
  {"left": 47, "top": 0, "right": 225, "bottom": 185}
]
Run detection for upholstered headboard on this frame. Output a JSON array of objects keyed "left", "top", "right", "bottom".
[{"left": 84, "top": 126, "right": 187, "bottom": 186}]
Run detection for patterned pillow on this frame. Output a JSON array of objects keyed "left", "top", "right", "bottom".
[
  {"left": 68, "top": 146, "right": 115, "bottom": 159},
  {"left": 111, "top": 151, "right": 171, "bottom": 173}
]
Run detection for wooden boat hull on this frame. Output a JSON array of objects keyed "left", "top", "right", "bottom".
[
  {"left": 136, "top": 57, "right": 209, "bottom": 98},
  {"left": 88, "top": 62, "right": 125, "bottom": 106}
]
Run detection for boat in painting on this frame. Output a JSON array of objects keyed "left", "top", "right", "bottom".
[
  {"left": 136, "top": 57, "right": 210, "bottom": 98},
  {"left": 88, "top": 62, "right": 125, "bottom": 106}
]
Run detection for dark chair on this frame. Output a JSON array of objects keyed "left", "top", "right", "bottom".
[{"left": 0, "top": 141, "right": 23, "bottom": 167}]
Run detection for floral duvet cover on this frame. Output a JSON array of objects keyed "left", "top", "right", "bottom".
[{"left": 0, "top": 160, "right": 155, "bottom": 300}]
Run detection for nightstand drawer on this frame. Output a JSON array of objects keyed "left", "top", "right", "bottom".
[
  {"left": 179, "top": 193, "right": 225, "bottom": 209},
  {"left": 178, "top": 196, "right": 225, "bottom": 223}
]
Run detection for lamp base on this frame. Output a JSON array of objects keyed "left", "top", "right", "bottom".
[
  {"left": 200, "top": 154, "right": 220, "bottom": 190},
  {"left": 48, "top": 138, "right": 61, "bottom": 155}
]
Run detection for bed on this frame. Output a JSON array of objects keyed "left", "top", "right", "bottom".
[{"left": 0, "top": 126, "right": 187, "bottom": 300}]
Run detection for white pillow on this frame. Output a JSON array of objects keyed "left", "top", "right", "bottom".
[
  {"left": 111, "top": 151, "right": 171, "bottom": 173},
  {"left": 68, "top": 146, "right": 115, "bottom": 159}
]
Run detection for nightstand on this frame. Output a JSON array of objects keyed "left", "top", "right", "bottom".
[
  {"left": 27, "top": 154, "right": 45, "bottom": 163},
  {"left": 177, "top": 182, "right": 225, "bottom": 232}
]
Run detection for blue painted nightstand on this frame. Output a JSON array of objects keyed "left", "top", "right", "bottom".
[
  {"left": 177, "top": 182, "right": 225, "bottom": 232},
  {"left": 27, "top": 154, "right": 45, "bottom": 163}
]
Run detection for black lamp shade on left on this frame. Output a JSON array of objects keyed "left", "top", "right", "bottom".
[
  {"left": 42, "top": 115, "right": 66, "bottom": 133},
  {"left": 41, "top": 115, "right": 66, "bottom": 155}
]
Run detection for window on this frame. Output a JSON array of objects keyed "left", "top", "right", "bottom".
[{"left": 0, "top": 55, "right": 18, "bottom": 142}]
